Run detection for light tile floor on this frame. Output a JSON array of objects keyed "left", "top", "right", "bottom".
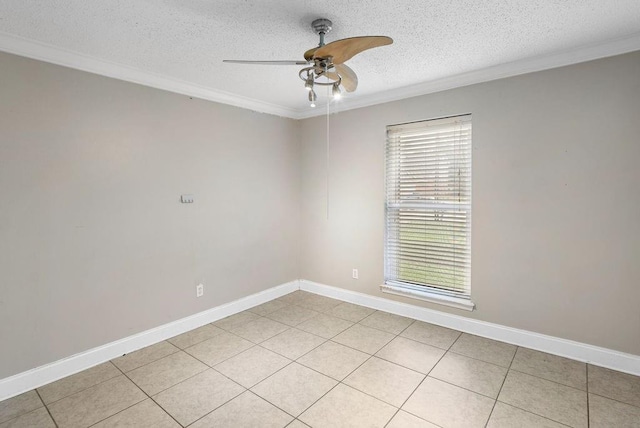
[{"left": 1, "top": 290, "right": 639, "bottom": 427}]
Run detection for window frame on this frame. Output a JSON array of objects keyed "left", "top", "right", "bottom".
[{"left": 382, "top": 114, "right": 475, "bottom": 311}]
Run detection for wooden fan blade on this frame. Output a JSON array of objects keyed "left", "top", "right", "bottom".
[
  {"left": 304, "top": 47, "right": 318, "bottom": 61},
  {"left": 313, "top": 36, "right": 393, "bottom": 64},
  {"left": 335, "top": 64, "right": 358, "bottom": 92},
  {"left": 223, "top": 60, "right": 309, "bottom": 65},
  {"left": 323, "top": 71, "right": 340, "bottom": 81},
  {"left": 321, "top": 65, "right": 357, "bottom": 92}
]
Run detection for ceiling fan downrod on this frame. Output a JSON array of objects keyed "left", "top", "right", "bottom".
[{"left": 311, "top": 18, "right": 332, "bottom": 47}]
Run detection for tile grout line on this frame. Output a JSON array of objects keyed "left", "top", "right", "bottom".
[
  {"left": 586, "top": 364, "right": 590, "bottom": 428},
  {"left": 253, "top": 295, "right": 402, "bottom": 338},
  {"left": 166, "top": 324, "right": 227, "bottom": 351},
  {"left": 85, "top": 398, "right": 153, "bottom": 428},
  {"left": 30, "top": 363, "right": 144, "bottom": 428},
  {"left": 146, "top": 364, "right": 212, "bottom": 398},
  {"left": 175, "top": 355, "right": 259, "bottom": 427},
  {"left": 186, "top": 390, "right": 296, "bottom": 427},
  {"left": 493, "top": 398, "right": 588, "bottom": 428},
  {"left": 73, "top": 373, "right": 156, "bottom": 427},
  {"left": 488, "top": 402, "right": 575, "bottom": 428},
  {"left": 246, "top": 387, "right": 302, "bottom": 422},
  {"left": 490, "top": 350, "right": 584, "bottom": 428},
  {"left": 186, "top": 329, "right": 265, "bottom": 367},
  {"left": 112, "top": 345, "right": 182, "bottom": 377},
  {"left": 143, "top": 390, "right": 189, "bottom": 427},
  {"left": 187, "top": 309, "right": 353, "bottom": 423},
  {"left": 0, "top": 405, "right": 56, "bottom": 428},
  {"left": 296, "top": 320, "right": 355, "bottom": 340},
  {"left": 35, "top": 389, "right": 59, "bottom": 428},
  {"left": 101, "top": 357, "right": 184, "bottom": 428},
  {"left": 385, "top": 320, "right": 456, "bottom": 427},
  {"left": 289, "top": 331, "right": 348, "bottom": 362},
  {"left": 35, "top": 361, "right": 124, "bottom": 407},
  {"left": 446, "top": 347, "right": 513, "bottom": 369},
  {"left": 240, "top": 367, "right": 302, "bottom": 421},
  {"left": 416, "top": 330, "right": 610, "bottom": 397},
  {"left": 424, "top": 375, "right": 503, "bottom": 402},
  {"left": 210, "top": 345, "right": 293, "bottom": 389},
  {"left": 283, "top": 294, "right": 372, "bottom": 322},
  {"left": 224, "top": 317, "right": 335, "bottom": 356},
  {"left": 378, "top": 324, "right": 516, "bottom": 371},
  {"left": 297, "top": 351, "right": 377, "bottom": 423},
  {"left": 482, "top": 342, "right": 518, "bottom": 428},
  {"left": 389, "top": 326, "right": 454, "bottom": 428},
  {"left": 382, "top": 318, "right": 427, "bottom": 428},
  {"left": 340, "top": 361, "right": 424, "bottom": 410},
  {"left": 270, "top": 304, "right": 405, "bottom": 424},
  {"left": 217, "top": 358, "right": 320, "bottom": 423},
  {"left": 175, "top": 387, "right": 247, "bottom": 427},
  {"left": 382, "top": 318, "right": 432, "bottom": 428},
  {"left": 380, "top": 377, "right": 429, "bottom": 428},
  {"left": 330, "top": 331, "right": 396, "bottom": 356},
  {"left": 259, "top": 330, "right": 329, "bottom": 361},
  {"left": 197, "top": 306, "right": 330, "bottom": 397},
  {"left": 296, "top": 342, "right": 370, "bottom": 381},
  {"left": 122, "top": 350, "right": 211, "bottom": 396},
  {"left": 357, "top": 310, "right": 423, "bottom": 336},
  {"left": 252, "top": 292, "right": 452, "bottom": 425},
  {"left": 386, "top": 332, "right": 514, "bottom": 371},
  {"left": 584, "top": 391, "right": 640, "bottom": 410},
  {"left": 506, "top": 367, "right": 588, "bottom": 393}
]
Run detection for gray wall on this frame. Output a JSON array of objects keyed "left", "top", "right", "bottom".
[
  {"left": 0, "top": 52, "right": 301, "bottom": 378},
  {"left": 1, "top": 49, "right": 639, "bottom": 380},
  {"left": 300, "top": 52, "right": 640, "bottom": 355}
]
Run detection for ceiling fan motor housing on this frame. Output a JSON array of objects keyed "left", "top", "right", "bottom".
[{"left": 311, "top": 18, "right": 333, "bottom": 35}]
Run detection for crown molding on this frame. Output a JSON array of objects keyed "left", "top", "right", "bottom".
[
  {"left": 1, "top": 30, "right": 639, "bottom": 121},
  {"left": 0, "top": 32, "right": 299, "bottom": 119},
  {"left": 295, "top": 31, "right": 640, "bottom": 119}
]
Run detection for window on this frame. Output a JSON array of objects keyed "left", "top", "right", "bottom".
[{"left": 383, "top": 114, "right": 473, "bottom": 310}]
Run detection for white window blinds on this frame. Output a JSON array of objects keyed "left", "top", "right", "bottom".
[{"left": 385, "top": 114, "right": 472, "bottom": 297}]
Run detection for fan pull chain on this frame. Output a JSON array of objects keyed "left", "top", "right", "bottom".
[{"left": 326, "top": 86, "right": 331, "bottom": 220}]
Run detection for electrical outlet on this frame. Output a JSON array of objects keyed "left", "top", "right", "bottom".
[
  {"left": 352, "top": 269, "right": 359, "bottom": 279},
  {"left": 196, "top": 283, "right": 204, "bottom": 297}
]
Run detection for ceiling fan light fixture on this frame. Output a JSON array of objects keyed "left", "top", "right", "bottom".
[
  {"left": 332, "top": 82, "right": 342, "bottom": 99},
  {"left": 309, "top": 89, "right": 317, "bottom": 107},
  {"left": 304, "top": 73, "right": 314, "bottom": 91}
]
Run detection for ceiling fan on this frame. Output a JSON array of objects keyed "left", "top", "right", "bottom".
[{"left": 223, "top": 18, "right": 393, "bottom": 107}]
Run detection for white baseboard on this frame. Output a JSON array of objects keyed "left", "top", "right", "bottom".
[
  {"left": 300, "top": 279, "right": 640, "bottom": 377},
  {"left": 3, "top": 278, "right": 638, "bottom": 402},
  {"left": 0, "top": 280, "right": 298, "bottom": 401}
]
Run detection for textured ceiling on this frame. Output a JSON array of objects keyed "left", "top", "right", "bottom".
[{"left": 1, "top": 0, "right": 639, "bottom": 117}]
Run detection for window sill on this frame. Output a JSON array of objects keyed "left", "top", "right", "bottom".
[{"left": 380, "top": 284, "right": 476, "bottom": 311}]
